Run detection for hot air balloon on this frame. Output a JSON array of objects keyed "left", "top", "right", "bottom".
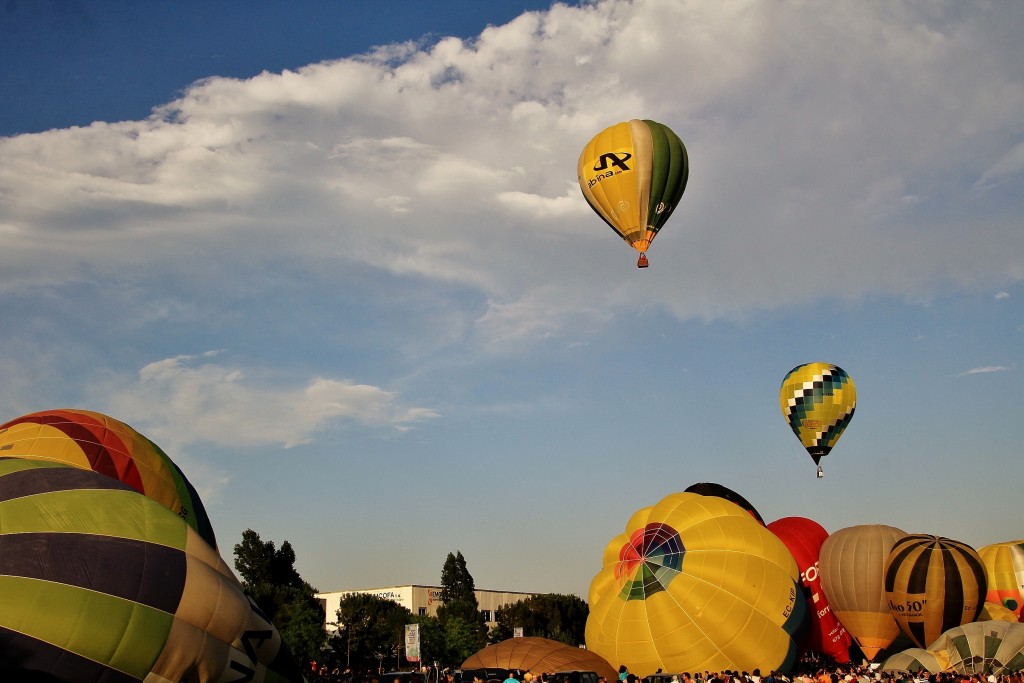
[
  {"left": 577, "top": 119, "right": 688, "bottom": 268},
  {"left": 0, "top": 457, "right": 303, "bottom": 682},
  {"left": 684, "top": 481, "right": 765, "bottom": 525},
  {"left": 880, "top": 648, "right": 951, "bottom": 674},
  {"left": 0, "top": 408, "right": 217, "bottom": 548},
  {"left": 779, "top": 363, "right": 856, "bottom": 477},
  {"left": 928, "top": 620, "right": 1024, "bottom": 675},
  {"left": 979, "top": 541, "right": 1024, "bottom": 619},
  {"left": 767, "top": 516, "right": 852, "bottom": 663},
  {"left": 819, "top": 524, "right": 906, "bottom": 661},
  {"left": 884, "top": 534, "right": 987, "bottom": 648},
  {"left": 585, "top": 492, "right": 805, "bottom": 676},
  {"left": 462, "top": 637, "right": 617, "bottom": 682}
]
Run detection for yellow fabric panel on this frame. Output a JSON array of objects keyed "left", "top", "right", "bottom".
[
  {"left": 578, "top": 120, "right": 646, "bottom": 248},
  {"left": 0, "top": 422, "right": 93, "bottom": 469}
]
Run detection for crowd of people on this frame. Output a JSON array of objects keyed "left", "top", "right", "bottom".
[{"left": 304, "top": 661, "right": 1024, "bottom": 683}]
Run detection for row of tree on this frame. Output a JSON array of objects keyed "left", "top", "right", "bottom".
[{"left": 232, "top": 533, "right": 588, "bottom": 670}]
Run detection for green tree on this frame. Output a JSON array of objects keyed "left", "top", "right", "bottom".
[
  {"left": 490, "top": 594, "right": 589, "bottom": 646},
  {"left": 436, "top": 551, "right": 487, "bottom": 663},
  {"left": 334, "top": 593, "right": 414, "bottom": 671},
  {"left": 233, "top": 529, "right": 325, "bottom": 667}
]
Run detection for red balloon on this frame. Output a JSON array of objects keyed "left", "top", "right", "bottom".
[{"left": 768, "top": 517, "right": 852, "bottom": 663}]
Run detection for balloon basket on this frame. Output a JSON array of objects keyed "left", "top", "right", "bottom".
[
  {"left": 816, "top": 465, "right": 824, "bottom": 479},
  {"left": 637, "top": 254, "right": 649, "bottom": 268}
]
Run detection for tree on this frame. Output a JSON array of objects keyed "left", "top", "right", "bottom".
[
  {"left": 233, "top": 529, "right": 325, "bottom": 667},
  {"left": 334, "top": 594, "right": 414, "bottom": 671},
  {"left": 436, "top": 551, "right": 487, "bottom": 663},
  {"left": 490, "top": 594, "right": 589, "bottom": 646}
]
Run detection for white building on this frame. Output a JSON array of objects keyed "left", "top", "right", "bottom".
[{"left": 317, "top": 585, "right": 539, "bottom": 632}]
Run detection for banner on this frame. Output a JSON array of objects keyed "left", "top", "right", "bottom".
[{"left": 405, "top": 623, "right": 420, "bottom": 663}]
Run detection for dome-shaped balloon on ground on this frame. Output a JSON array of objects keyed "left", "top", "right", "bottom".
[
  {"left": 0, "top": 408, "right": 216, "bottom": 548},
  {"left": 461, "top": 637, "right": 616, "bottom": 681},
  {"left": 586, "top": 492, "right": 804, "bottom": 676},
  {"left": 884, "top": 534, "right": 987, "bottom": 648},
  {"left": 768, "top": 516, "right": 852, "bottom": 663},
  {"left": 819, "top": 524, "right": 906, "bottom": 661},
  {"left": 979, "top": 540, "right": 1024, "bottom": 618},
  {"left": 883, "top": 621, "right": 1024, "bottom": 676},
  {"left": 0, "top": 457, "right": 302, "bottom": 682}
]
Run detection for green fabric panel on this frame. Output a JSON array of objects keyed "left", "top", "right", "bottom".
[
  {"left": 0, "top": 456, "right": 69, "bottom": 474},
  {"left": 0, "top": 488, "right": 186, "bottom": 549},
  {"left": 0, "top": 574, "right": 171, "bottom": 678},
  {"left": 642, "top": 120, "right": 688, "bottom": 233}
]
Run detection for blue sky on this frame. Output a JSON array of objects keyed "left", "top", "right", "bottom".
[{"left": 1, "top": 0, "right": 1022, "bottom": 600}]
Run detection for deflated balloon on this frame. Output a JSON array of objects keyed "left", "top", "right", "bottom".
[
  {"left": 779, "top": 363, "right": 856, "bottom": 475},
  {"left": 767, "top": 517, "right": 852, "bottom": 663},
  {"left": 586, "top": 492, "right": 804, "bottom": 676},
  {"left": 979, "top": 541, "right": 1024, "bottom": 619},
  {"left": 578, "top": 119, "right": 688, "bottom": 268},
  {"left": 0, "top": 457, "right": 302, "bottom": 682},
  {"left": 884, "top": 534, "right": 987, "bottom": 648},
  {"left": 461, "top": 636, "right": 617, "bottom": 682},
  {"left": 819, "top": 524, "right": 906, "bottom": 661},
  {"left": 920, "top": 620, "right": 1024, "bottom": 676},
  {"left": 0, "top": 408, "right": 216, "bottom": 548}
]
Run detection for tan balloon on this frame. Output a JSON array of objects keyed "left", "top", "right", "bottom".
[{"left": 819, "top": 524, "right": 907, "bottom": 661}]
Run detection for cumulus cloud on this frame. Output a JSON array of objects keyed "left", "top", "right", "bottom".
[
  {"left": 0, "top": 1, "right": 1022, "bottom": 355},
  {"left": 102, "top": 352, "right": 439, "bottom": 450}
]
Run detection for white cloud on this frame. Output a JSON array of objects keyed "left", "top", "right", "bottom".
[
  {"left": 995, "top": 291, "right": 1010, "bottom": 300},
  {"left": 102, "top": 352, "right": 439, "bottom": 450},
  {"left": 957, "top": 365, "right": 1013, "bottom": 377},
  {"left": 0, "top": 0, "right": 1022, "bottom": 336}
]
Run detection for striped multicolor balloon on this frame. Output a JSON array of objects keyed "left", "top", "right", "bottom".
[
  {"left": 0, "top": 457, "right": 303, "bottom": 682},
  {"left": 883, "top": 534, "right": 987, "bottom": 648},
  {"left": 0, "top": 408, "right": 217, "bottom": 549},
  {"left": 780, "top": 363, "right": 857, "bottom": 473}
]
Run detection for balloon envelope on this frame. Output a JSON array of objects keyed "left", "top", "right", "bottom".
[
  {"left": 884, "top": 534, "right": 987, "bottom": 648},
  {"left": 767, "top": 516, "right": 852, "bottom": 662},
  {"left": 819, "top": 524, "right": 906, "bottom": 661},
  {"left": 586, "top": 492, "right": 804, "bottom": 676},
  {"left": 779, "top": 363, "right": 856, "bottom": 469},
  {"left": 577, "top": 119, "right": 688, "bottom": 267},
  {"left": 0, "top": 408, "right": 216, "bottom": 548},
  {"left": 461, "top": 637, "right": 617, "bottom": 681},
  {"left": 926, "top": 620, "right": 1024, "bottom": 675},
  {"left": 684, "top": 482, "right": 765, "bottom": 525},
  {"left": 979, "top": 541, "right": 1024, "bottom": 618},
  {"left": 0, "top": 457, "right": 302, "bottom": 682}
]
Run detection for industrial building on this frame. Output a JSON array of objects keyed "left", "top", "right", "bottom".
[{"left": 317, "top": 585, "right": 539, "bottom": 632}]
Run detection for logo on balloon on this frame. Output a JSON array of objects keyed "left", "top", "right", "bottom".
[{"left": 615, "top": 523, "right": 684, "bottom": 601}]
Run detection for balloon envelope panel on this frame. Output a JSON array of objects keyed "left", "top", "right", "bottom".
[
  {"left": 819, "top": 524, "right": 906, "bottom": 661},
  {"left": 0, "top": 457, "right": 302, "bottom": 683},
  {"left": 884, "top": 534, "right": 987, "bottom": 648},
  {"left": 0, "top": 408, "right": 217, "bottom": 548},
  {"left": 586, "top": 492, "right": 804, "bottom": 676}
]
